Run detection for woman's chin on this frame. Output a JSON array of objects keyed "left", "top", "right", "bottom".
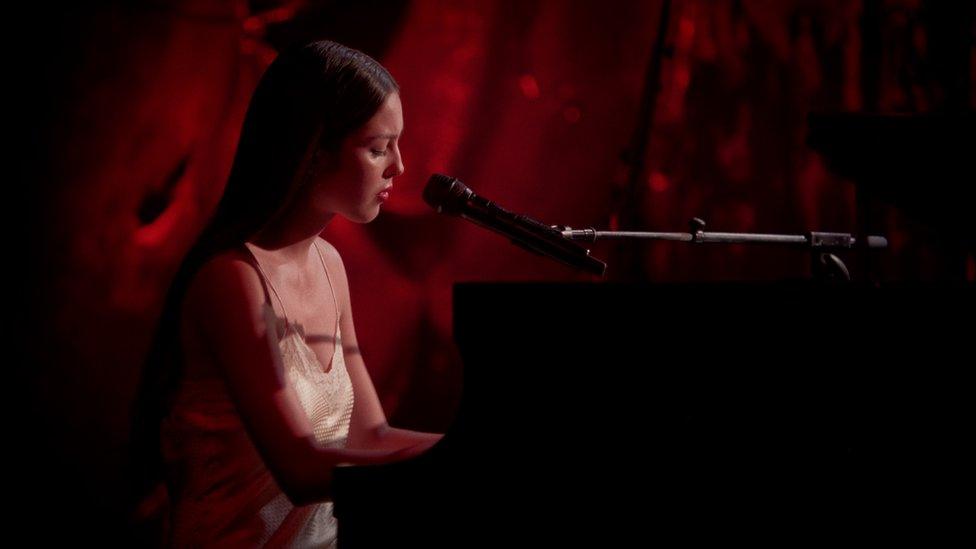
[{"left": 347, "top": 208, "right": 380, "bottom": 224}]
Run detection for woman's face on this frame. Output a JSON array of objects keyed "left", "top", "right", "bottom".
[{"left": 309, "top": 91, "right": 405, "bottom": 223}]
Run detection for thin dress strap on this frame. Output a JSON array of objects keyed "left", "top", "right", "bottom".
[
  {"left": 241, "top": 242, "right": 293, "bottom": 332},
  {"left": 312, "top": 239, "right": 341, "bottom": 336}
]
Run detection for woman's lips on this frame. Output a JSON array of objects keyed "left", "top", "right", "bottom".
[{"left": 377, "top": 190, "right": 390, "bottom": 201}]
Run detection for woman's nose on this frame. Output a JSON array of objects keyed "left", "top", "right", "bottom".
[{"left": 387, "top": 146, "right": 405, "bottom": 178}]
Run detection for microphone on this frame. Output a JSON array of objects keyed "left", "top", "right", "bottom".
[{"left": 422, "top": 174, "right": 606, "bottom": 276}]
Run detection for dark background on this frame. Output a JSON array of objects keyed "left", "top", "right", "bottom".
[{"left": 12, "top": 0, "right": 973, "bottom": 544}]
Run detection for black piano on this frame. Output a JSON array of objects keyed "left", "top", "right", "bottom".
[{"left": 334, "top": 282, "right": 973, "bottom": 545}]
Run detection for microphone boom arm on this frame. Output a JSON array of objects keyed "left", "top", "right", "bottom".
[{"left": 555, "top": 217, "right": 889, "bottom": 282}]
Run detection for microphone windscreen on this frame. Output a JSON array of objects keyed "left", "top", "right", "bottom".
[{"left": 423, "top": 174, "right": 470, "bottom": 215}]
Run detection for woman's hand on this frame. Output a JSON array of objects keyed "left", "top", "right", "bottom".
[
  {"left": 389, "top": 434, "right": 444, "bottom": 461},
  {"left": 332, "top": 433, "right": 444, "bottom": 467}
]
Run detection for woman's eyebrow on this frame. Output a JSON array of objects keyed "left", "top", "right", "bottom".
[{"left": 365, "top": 128, "right": 403, "bottom": 140}]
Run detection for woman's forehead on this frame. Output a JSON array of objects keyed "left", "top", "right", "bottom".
[{"left": 360, "top": 93, "right": 403, "bottom": 139}]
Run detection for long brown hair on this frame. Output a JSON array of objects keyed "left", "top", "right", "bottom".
[{"left": 125, "top": 39, "right": 398, "bottom": 538}]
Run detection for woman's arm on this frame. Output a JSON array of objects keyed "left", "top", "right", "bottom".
[{"left": 187, "top": 252, "right": 428, "bottom": 506}]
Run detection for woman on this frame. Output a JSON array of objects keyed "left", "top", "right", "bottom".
[{"left": 127, "top": 40, "right": 443, "bottom": 547}]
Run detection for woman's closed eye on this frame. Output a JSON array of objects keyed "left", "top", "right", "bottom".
[{"left": 370, "top": 149, "right": 387, "bottom": 157}]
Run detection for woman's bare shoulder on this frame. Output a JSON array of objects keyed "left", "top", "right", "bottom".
[
  {"left": 316, "top": 238, "right": 349, "bottom": 290},
  {"left": 184, "top": 249, "right": 267, "bottom": 321},
  {"left": 316, "top": 237, "right": 341, "bottom": 261},
  {"left": 316, "top": 238, "right": 347, "bottom": 274}
]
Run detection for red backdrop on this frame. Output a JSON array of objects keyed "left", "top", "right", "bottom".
[{"left": 20, "top": 0, "right": 974, "bottom": 543}]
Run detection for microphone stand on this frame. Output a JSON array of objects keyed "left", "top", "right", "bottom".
[{"left": 555, "top": 217, "right": 888, "bottom": 282}]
